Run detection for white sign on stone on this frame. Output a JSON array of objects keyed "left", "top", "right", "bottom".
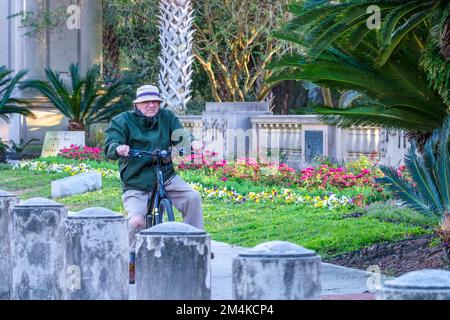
[{"left": 41, "top": 131, "right": 85, "bottom": 157}]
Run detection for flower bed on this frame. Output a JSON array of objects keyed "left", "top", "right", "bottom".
[
  {"left": 178, "top": 154, "right": 388, "bottom": 206},
  {"left": 59, "top": 145, "right": 104, "bottom": 161},
  {"left": 14, "top": 154, "right": 390, "bottom": 208},
  {"left": 178, "top": 154, "right": 382, "bottom": 188},
  {"left": 190, "top": 183, "right": 353, "bottom": 209},
  {"left": 14, "top": 160, "right": 116, "bottom": 177}
]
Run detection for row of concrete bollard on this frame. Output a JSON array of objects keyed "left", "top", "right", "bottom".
[
  {"left": 0, "top": 193, "right": 128, "bottom": 300},
  {"left": 0, "top": 192, "right": 214, "bottom": 300},
  {"left": 2, "top": 190, "right": 450, "bottom": 300}
]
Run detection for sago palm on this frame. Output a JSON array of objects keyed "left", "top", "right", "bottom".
[
  {"left": 376, "top": 116, "right": 450, "bottom": 216},
  {"left": 268, "top": 34, "right": 448, "bottom": 131},
  {"left": 0, "top": 65, "right": 34, "bottom": 161},
  {"left": 21, "top": 63, "right": 132, "bottom": 131},
  {"left": 284, "top": 0, "right": 449, "bottom": 62},
  {"left": 281, "top": 0, "right": 450, "bottom": 108},
  {"left": 376, "top": 116, "right": 450, "bottom": 255},
  {"left": 0, "top": 66, "right": 34, "bottom": 122}
]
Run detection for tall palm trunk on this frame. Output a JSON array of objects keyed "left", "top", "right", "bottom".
[{"left": 158, "top": 0, "right": 195, "bottom": 114}]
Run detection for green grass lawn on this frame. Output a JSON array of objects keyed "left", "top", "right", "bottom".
[{"left": 0, "top": 163, "right": 434, "bottom": 259}]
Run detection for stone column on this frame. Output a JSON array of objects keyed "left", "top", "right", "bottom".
[
  {"left": 11, "top": 198, "right": 67, "bottom": 300},
  {"left": 233, "top": 241, "right": 322, "bottom": 300},
  {"left": 64, "top": 207, "right": 128, "bottom": 300},
  {"left": 21, "top": 0, "right": 48, "bottom": 81},
  {"left": 136, "top": 222, "right": 211, "bottom": 300},
  {"left": 0, "top": 191, "right": 18, "bottom": 300},
  {"left": 376, "top": 269, "right": 450, "bottom": 300},
  {"left": 202, "top": 102, "right": 272, "bottom": 160},
  {"left": 79, "top": 0, "right": 103, "bottom": 74}
]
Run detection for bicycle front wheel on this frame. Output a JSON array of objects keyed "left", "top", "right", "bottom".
[{"left": 157, "top": 198, "right": 175, "bottom": 223}]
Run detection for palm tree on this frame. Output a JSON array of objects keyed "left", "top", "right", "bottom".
[
  {"left": 0, "top": 66, "right": 34, "bottom": 122},
  {"left": 158, "top": 0, "right": 195, "bottom": 114},
  {"left": 283, "top": 0, "right": 449, "bottom": 62},
  {"left": 268, "top": 0, "right": 449, "bottom": 144},
  {"left": 21, "top": 63, "right": 132, "bottom": 131},
  {"left": 269, "top": 33, "right": 448, "bottom": 132},
  {"left": 376, "top": 116, "right": 450, "bottom": 256},
  {"left": 0, "top": 65, "right": 34, "bottom": 162},
  {"left": 280, "top": 0, "right": 450, "bottom": 106}
]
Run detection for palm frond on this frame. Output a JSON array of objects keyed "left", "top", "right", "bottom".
[
  {"left": 376, "top": 11, "right": 432, "bottom": 66},
  {"left": 0, "top": 66, "right": 33, "bottom": 121},
  {"left": 316, "top": 104, "right": 440, "bottom": 130},
  {"left": 404, "top": 142, "right": 444, "bottom": 213},
  {"left": 376, "top": 165, "right": 435, "bottom": 216}
]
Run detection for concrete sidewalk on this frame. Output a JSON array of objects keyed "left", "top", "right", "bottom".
[{"left": 130, "top": 240, "right": 388, "bottom": 300}]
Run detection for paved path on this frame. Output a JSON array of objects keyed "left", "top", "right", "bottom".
[{"left": 130, "top": 240, "right": 390, "bottom": 300}]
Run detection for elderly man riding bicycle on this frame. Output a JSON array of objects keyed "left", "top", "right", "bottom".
[{"left": 104, "top": 84, "right": 204, "bottom": 284}]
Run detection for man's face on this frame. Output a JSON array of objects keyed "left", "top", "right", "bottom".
[{"left": 136, "top": 100, "right": 160, "bottom": 117}]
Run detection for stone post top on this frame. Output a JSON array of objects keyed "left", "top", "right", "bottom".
[
  {"left": 140, "top": 222, "right": 207, "bottom": 236},
  {"left": 383, "top": 269, "right": 450, "bottom": 290},
  {"left": 15, "top": 198, "right": 64, "bottom": 207},
  {"left": 68, "top": 207, "right": 124, "bottom": 220},
  {"left": 55, "top": 171, "right": 101, "bottom": 181},
  {"left": 238, "top": 241, "right": 318, "bottom": 258},
  {"left": 0, "top": 190, "right": 15, "bottom": 198},
  {"left": 205, "top": 102, "right": 270, "bottom": 112}
]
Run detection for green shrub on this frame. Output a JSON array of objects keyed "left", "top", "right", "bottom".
[{"left": 365, "top": 201, "right": 439, "bottom": 228}]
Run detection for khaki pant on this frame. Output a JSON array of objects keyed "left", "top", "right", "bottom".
[{"left": 123, "top": 175, "right": 204, "bottom": 253}]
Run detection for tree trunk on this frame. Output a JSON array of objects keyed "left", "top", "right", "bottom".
[
  {"left": 405, "top": 131, "right": 432, "bottom": 153},
  {"left": 322, "top": 87, "right": 334, "bottom": 107},
  {"left": 271, "top": 81, "right": 307, "bottom": 115},
  {"left": 103, "top": 22, "right": 121, "bottom": 79},
  {"left": 68, "top": 121, "right": 85, "bottom": 131},
  {"left": 158, "top": 0, "right": 195, "bottom": 114},
  {"left": 0, "top": 151, "right": 6, "bottom": 163}
]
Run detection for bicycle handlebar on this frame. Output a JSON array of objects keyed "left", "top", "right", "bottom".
[{"left": 126, "top": 147, "right": 186, "bottom": 159}]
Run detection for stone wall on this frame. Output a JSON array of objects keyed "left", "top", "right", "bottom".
[
  {"left": 0, "top": 0, "right": 102, "bottom": 145},
  {"left": 179, "top": 114, "right": 392, "bottom": 168}
]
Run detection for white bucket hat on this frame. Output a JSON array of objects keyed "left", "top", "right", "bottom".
[{"left": 132, "top": 85, "right": 164, "bottom": 104}]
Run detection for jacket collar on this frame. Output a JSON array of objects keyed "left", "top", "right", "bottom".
[{"left": 132, "top": 107, "right": 160, "bottom": 129}]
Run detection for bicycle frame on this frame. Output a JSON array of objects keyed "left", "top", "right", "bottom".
[
  {"left": 123, "top": 147, "right": 184, "bottom": 228},
  {"left": 145, "top": 155, "right": 173, "bottom": 228}
]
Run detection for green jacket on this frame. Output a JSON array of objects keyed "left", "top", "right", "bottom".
[{"left": 104, "top": 108, "right": 189, "bottom": 192}]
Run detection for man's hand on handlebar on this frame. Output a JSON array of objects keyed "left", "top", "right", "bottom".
[{"left": 116, "top": 145, "right": 130, "bottom": 157}]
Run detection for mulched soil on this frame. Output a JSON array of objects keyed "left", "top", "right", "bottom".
[{"left": 325, "top": 234, "right": 450, "bottom": 276}]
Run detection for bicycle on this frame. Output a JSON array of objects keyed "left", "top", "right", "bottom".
[{"left": 126, "top": 147, "right": 185, "bottom": 228}]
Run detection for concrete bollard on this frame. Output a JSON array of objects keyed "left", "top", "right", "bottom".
[
  {"left": 10, "top": 198, "right": 67, "bottom": 300},
  {"left": 64, "top": 207, "right": 128, "bottom": 300},
  {"left": 232, "top": 241, "right": 322, "bottom": 300},
  {"left": 376, "top": 269, "right": 450, "bottom": 300},
  {"left": 0, "top": 191, "right": 18, "bottom": 300},
  {"left": 136, "top": 222, "right": 211, "bottom": 300}
]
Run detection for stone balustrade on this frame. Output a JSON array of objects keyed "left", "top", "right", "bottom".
[{"left": 180, "top": 114, "right": 387, "bottom": 168}]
